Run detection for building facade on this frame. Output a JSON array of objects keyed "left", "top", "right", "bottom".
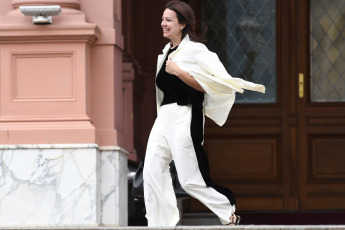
[
  {"left": 0, "top": 0, "right": 128, "bottom": 226},
  {"left": 126, "top": 0, "right": 345, "bottom": 214},
  {"left": 0, "top": 0, "right": 345, "bottom": 227}
]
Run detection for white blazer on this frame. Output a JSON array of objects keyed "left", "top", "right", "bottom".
[{"left": 156, "top": 34, "right": 265, "bottom": 126}]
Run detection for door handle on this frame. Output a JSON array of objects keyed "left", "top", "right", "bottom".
[{"left": 299, "top": 73, "right": 304, "bottom": 98}]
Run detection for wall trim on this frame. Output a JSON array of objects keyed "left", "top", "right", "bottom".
[{"left": 0, "top": 144, "right": 129, "bottom": 155}]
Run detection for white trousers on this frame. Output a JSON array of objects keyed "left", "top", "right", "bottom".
[{"left": 143, "top": 103, "right": 236, "bottom": 226}]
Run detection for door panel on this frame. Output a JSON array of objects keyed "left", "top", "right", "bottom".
[
  {"left": 206, "top": 139, "right": 278, "bottom": 180},
  {"left": 186, "top": 0, "right": 345, "bottom": 213},
  {"left": 185, "top": 0, "right": 292, "bottom": 212},
  {"left": 187, "top": 110, "right": 286, "bottom": 211},
  {"left": 298, "top": 0, "right": 345, "bottom": 210},
  {"left": 310, "top": 137, "right": 345, "bottom": 180}
]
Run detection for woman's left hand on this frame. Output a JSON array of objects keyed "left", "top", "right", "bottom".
[
  {"left": 166, "top": 59, "right": 206, "bottom": 93},
  {"left": 165, "top": 59, "right": 182, "bottom": 77}
]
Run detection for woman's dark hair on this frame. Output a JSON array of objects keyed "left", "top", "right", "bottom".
[{"left": 166, "top": 1, "right": 207, "bottom": 43}]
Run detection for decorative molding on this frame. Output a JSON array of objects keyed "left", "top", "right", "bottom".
[
  {"left": 0, "top": 143, "right": 98, "bottom": 149},
  {"left": 98, "top": 145, "right": 129, "bottom": 155},
  {"left": 12, "top": 0, "right": 80, "bottom": 10},
  {"left": 6, "top": 0, "right": 85, "bottom": 25},
  {"left": 0, "top": 144, "right": 129, "bottom": 155},
  {"left": 11, "top": 52, "right": 75, "bottom": 102},
  {"left": 206, "top": 138, "right": 279, "bottom": 181},
  {"left": 309, "top": 135, "right": 345, "bottom": 181},
  {"left": 0, "top": 24, "right": 100, "bottom": 45}
]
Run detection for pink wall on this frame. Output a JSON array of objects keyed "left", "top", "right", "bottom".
[
  {"left": 0, "top": 0, "right": 131, "bottom": 150},
  {"left": 0, "top": 1, "right": 11, "bottom": 16},
  {"left": 80, "top": 0, "right": 126, "bottom": 148}
]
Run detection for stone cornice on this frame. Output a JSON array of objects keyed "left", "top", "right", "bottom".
[{"left": 0, "top": 23, "right": 100, "bottom": 45}]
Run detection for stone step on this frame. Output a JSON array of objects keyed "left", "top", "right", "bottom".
[
  {"left": 1, "top": 226, "right": 345, "bottom": 230},
  {"left": 181, "top": 212, "right": 345, "bottom": 226}
]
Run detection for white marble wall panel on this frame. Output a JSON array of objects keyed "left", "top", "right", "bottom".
[
  {"left": 0, "top": 144, "right": 100, "bottom": 226},
  {"left": 100, "top": 146, "right": 128, "bottom": 226}
]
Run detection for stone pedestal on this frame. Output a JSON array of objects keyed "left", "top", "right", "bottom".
[
  {"left": 100, "top": 146, "right": 128, "bottom": 226},
  {"left": 0, "top": 144, "right": 128, "bottom": 226}
]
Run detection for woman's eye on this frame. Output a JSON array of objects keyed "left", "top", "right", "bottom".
[{"left": 161, "top": 18, "right": 171, "bottom": 22}]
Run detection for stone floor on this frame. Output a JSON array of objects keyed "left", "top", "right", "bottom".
[
  {"left": 1, "top": 226, "right": 345, "bottom": 230},
  {"left": 2, "top": 211, "right": 345, "bottom": 230},
  {"left": 181, "top": 212, "right": 345, "bottom": 226}
]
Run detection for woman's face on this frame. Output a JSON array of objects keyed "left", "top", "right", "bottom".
[{"left": 161, "top": 8, "right": 184, "bottom": 42}]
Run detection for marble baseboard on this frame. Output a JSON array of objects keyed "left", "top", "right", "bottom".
[{"left": 0, "top": 144, "right": 128, "bottom": 227}]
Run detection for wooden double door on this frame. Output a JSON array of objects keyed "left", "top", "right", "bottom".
[{"left": 187, "top": 0, "right": 345, "bottom": 212}]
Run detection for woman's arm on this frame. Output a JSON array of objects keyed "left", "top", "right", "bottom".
[{"left": 165, "top": 59, "right": 206, "bottom": 93}]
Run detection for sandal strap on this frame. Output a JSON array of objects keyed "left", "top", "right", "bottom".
[{"left": 227, "top": 214, "right": 241, "bottom": 225}]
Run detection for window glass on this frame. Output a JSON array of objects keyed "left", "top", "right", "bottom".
[
  {"left": 202, "top": 0, "right": 277, "bottom": 103},
  {"left": 310, "top": 0, "right": 345, "bottom": 102}
]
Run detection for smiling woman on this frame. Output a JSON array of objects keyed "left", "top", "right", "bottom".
[
  {"left": 161, "top": 9, "right": 184, "bottom": 47},
  {"left": 142, "top": 0, "right": 265, "bottom": 228},
  {"left": 161, "top": 1, "right": 204, "bottom": 44},
  {"left": 161, "top": 7, "right": 205, "bottom": 93}
]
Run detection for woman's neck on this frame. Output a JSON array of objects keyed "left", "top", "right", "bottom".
[{"left": 170, "top": 38, "right": 181, "bottom": 49}]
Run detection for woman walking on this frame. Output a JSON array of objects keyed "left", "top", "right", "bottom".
[{"left": 143, "top": 1, "right": 265, "bottom": 226}]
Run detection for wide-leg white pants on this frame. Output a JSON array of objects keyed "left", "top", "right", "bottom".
[{"left": 143, "top": 103, "right": 235, "bottom": 226}]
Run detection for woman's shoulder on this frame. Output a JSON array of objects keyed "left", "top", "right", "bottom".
[
  {"left": 186, "top": 39, "right": 206, "bottom": 47},
  {"left": 184, "top": 40, "right": 209, "bottom": 54}
]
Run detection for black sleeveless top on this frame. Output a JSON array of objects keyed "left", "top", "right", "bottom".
[{"left": 156, "top": 46, "right": 204, "bottom": 107}]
